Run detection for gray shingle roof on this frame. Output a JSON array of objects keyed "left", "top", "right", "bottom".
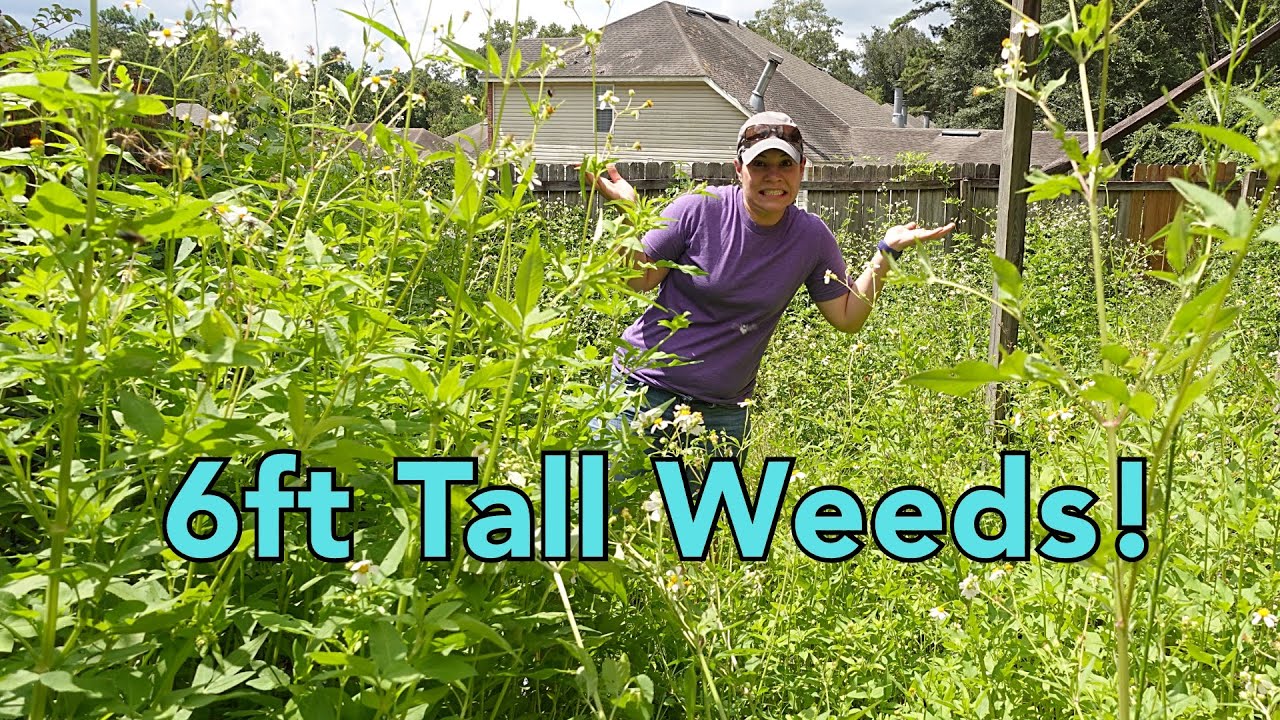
[
  {"left": 841, "top": 128, "right": 1090, "bottom": 167},
  {"left": 345, "top": 123, "right": 451, "bottom": 157},
  {"left": 444, "top": 122, "right": 487, "bottom": 156},
  {"left": 506, "top": 1, "right": 924, "bottom": 160},
  {"left": 168, "top": 102, "right": 212, "bottom": 125}
]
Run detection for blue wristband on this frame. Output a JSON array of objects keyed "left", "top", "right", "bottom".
[{"left": 877, "top": 240, "right": 902, "bottom": 260}]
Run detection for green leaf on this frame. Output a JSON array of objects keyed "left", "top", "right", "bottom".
[
  {"left": 132, "top": 200, "right": 213, "bottom": 238},
  {"left": 1081, "top": 373, "right": 1129, "bottom": 405},
  {"left": 453, "top": 613, "right": 514, "bottom": 653},
  {"left": 1169, "top": 178, "right": 1244, "bottom": 235},
  {"left": 418, "top": 653, "right": 476, "bottom": 682},
  {"left": 39, "top": 670, "right": 85, "bottom": 693},
  {"left": 1170, "top": 123, "right": 1261, "bottom": 160},
  {"left": 27, "top": 181, "right": 86, "bottom": 234},
  {"left": 119, "top": 390, "right": 165, "bottom": 441},
  {"left": 443, "top": 38, "right": 492, "bottom": 74},
  {"left": 578, "top": 560, "right": 629, "bottom": 603},
  {"left": 905, "top": 360, "right": 1006, "bottom": 396},
  {"left": 1100, "top": 343, "right": 1131, "bottom": 367},
  {"left": 338, "top": 10, "right": 409, "bottom": 57},
  {"left": 1171, "top": 279, "right": 1227, "bottom": 338},
  {"left": 514, "top": 230, "right": 544, "bottom": 316},
  {"left": 487, "top": 292, "right": 523, "bottom": 331},
  {"left": 1128, "top": 391, "right": 1156, "bottom": 420},
  {"left": 381, "top": 521, "right": 410, "bottom": 575},
  {"left": 1160, "top": 212, "right": 1189, "bottom": 273},
  {"left": 989, "top": 252, "right": 1023, "bottom": 309},
  {"left": 487, "top": 43, "right": 504, "bottom": 76},
  {"left": 1236, "top": 94, "right": 1275, "bottom": 125},
  {"left": 1023, "top": 170, "right": 1081, "bottom": 202},
  {"left": 370, "top": 622, "right": 409, "bottom": 674}
]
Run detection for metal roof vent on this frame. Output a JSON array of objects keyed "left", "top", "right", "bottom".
[{"left": 748, "top": 52, "right": 784, "bottom": 112}]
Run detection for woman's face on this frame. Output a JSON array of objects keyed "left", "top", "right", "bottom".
[{"left": 735, "top": 149, "right": 805, "bottom": 226}]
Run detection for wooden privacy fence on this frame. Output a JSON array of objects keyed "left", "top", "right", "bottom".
[{"left": 532, "top": 161, "right": 1269, "bottom": 260}]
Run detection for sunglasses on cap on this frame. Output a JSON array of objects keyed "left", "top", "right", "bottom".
[{"left": 737, "top": 123, "right": 803, "bottom": 150}]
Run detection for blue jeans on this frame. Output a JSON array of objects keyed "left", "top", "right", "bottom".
[{"left": 595, "top": 369, "right": 752, "bottom": 468}]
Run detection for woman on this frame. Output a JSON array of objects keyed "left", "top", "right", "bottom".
[{"left": 589, "top": 111, "right": 955, "bottom": 462}]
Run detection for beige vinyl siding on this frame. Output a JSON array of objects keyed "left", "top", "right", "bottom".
[{"left": 496, "top": 80, "right": 745, "bottom": 164}]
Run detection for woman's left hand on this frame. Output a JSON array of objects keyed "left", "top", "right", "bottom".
[{"left": 882, "top": 221, "right": 956, "bottom": 252}]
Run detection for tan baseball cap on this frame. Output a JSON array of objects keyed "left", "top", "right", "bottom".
[{"left": 737, "top": 111, "right": 804, "bottom": 164}]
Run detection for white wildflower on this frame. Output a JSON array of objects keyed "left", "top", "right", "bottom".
[
  {"left": 148, "top": 21, "right": 187, "bottom": 49},
  {"left": 630, "top": 406, "right": 667, "bottom": 434},
  {"left": 349, "top": 559, "right": 381, "bottom": 586},
  {"left": 1046, "top": 407, "right": 1075, "bottom": 423},
  {"left": 1000, "top": 37, "right": 1017, "bottom": 62},
  {"left": 1013, "top": 17, "right": 1040, "bottom": 37},
  {"left": 1240, "top": 670, "right": 1278, "bottom": 702},
  {"left": 642, "top": 490, "right": 664, "bottom": 522},
  {"left": 361, "top": 75, "right": 395, "bottom": 91},
  {"left": 214, "top": 203, "right": 256, "bottom": 227},
  {"left": 663, "top": 566, "right": 690, "bottom": 596},
  {"left": 1252, "top": 608, "right": 1278, "bottom": 629},
  {"left": 205, "top": 111, "right": 236, "bottom": 135},
  {"left": 928, "top": 606, "right": 949, "bottom": 621},
  {"left": 274, "top": 56, "right": 311, "bottom": 82},
  {"left": 670, "top": 404, "right": 706, "bottom": 436},
  {"left": 959, "top": 573, "right": 980, "bottom": 600},
  {"left": 506, "top": 470, "right": 527, "bottom": 488}
]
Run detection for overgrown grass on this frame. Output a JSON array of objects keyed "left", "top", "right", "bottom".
[{"left": 1, "top": 1, "right": 1279, "bottom": 719}]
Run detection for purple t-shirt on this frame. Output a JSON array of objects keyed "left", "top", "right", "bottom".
[{"left": 615, "top": 185, "right": 850, "bottom": 405}]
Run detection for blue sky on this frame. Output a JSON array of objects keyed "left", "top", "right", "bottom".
[{"left": 5, "top": 0, "right": 948, "bottom": 68}]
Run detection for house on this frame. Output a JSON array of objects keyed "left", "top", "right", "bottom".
[
  {"left": 485, "top": 1, "right": 928, "bottom": 164},
  {"left": 345, "top": 123, "right": 453, "bottom": 158}
]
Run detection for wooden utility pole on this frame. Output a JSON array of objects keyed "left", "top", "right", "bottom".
[{"left": 987, "top": 0, "right": 1041, "bottom": 441}]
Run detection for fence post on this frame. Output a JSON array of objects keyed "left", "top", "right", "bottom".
[
  {"left": 1242, "top": 169, "right": 1259, "bottom": 204},
  {"left": 986, "top": 0, "right": 1041, "bottom": 443}
]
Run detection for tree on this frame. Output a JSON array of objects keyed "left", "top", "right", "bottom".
[
  {"left": 746, "top": 0, "right": 859, "bottom": 86},
  {"left": 900, "top": 0, "right": 1222, "bottom": 129},
  {"left": 479, "top": 18, "right": 538, "bottom": 59},
  {"left": 854, "top": 25, "right": 935, "bottom": 105}
]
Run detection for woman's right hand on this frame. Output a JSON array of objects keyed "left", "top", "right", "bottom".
[{"left": 583, "top": 163, "right": 638, "bottom": 205}]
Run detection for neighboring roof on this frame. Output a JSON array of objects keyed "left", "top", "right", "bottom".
[
  {"left": 445, "top": 122, "right": 487, "bottom": 156},
  {"left": 168, "top": 102, "right": 212, "bottom": 125},
  {"left": 503, "top": 1, "right": 924, "bottom": 160},
  {"left": 843, "top": 128, "right": 1089, "bottom": 168},
  {"left": 345, "top": 123, "right": 451, "bottom": 157}
]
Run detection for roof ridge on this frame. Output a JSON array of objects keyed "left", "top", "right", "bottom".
[{"left": 665, "top": 2, "right": 706, "bottom": 76}]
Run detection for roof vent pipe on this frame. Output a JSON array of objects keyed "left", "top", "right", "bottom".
[
  {"left": 748, "top": 52, "right": 784, "bottom": 112},
  {"left": 891, "top": 86, "right": 907, "bottom": 128},
  {"left": 922, "top": 111, "right": 931, "bottom": 128}
]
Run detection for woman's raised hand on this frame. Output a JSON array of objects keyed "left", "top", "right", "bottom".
[
  {"left": 583, "top": 163, "right": 638, "bottom": 205},
  {"left": 882, "top": 221, "right": 956, "bottom": 253}
]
